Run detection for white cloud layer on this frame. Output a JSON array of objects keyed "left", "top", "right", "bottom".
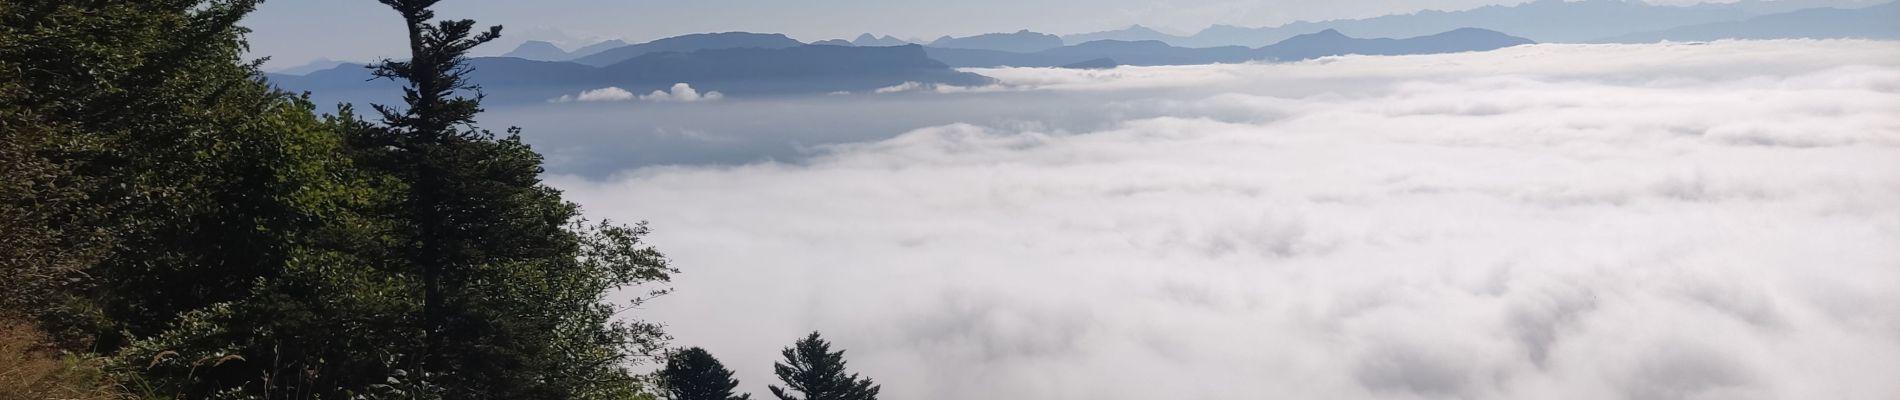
[
  {"left": 643, "top": 83, "right": 724, "bottom": 102},
  {"left": 553, "top": 83, "right": 724, "bottom": 103},
  {"left": 875, "top": 81, "right": 1015, "bottom": 94},
  {"left": 553, "top": 86, "right": 636, "bottom": 103},
  {"left": 553, "top": 40, "right": 1900, "bottom": 400}
]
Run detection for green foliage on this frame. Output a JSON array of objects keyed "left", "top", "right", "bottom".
[
  {"left": 0, "top": 81, "right": 112, "bottom": 350},
  {"left": 660, "top": 348, "right": 752, "bottom": 400},
  {"left": 2, "top": 0, "right": 678, "bottom": 399},
  {"left": 768, "top": 333, "right": 880, "bottom": 400},
  {"left": 352, "top": 1, "right": 678, "bottom": 398},
  {"left": 1, "top": 0, "right": 354, "bottom": 344}
]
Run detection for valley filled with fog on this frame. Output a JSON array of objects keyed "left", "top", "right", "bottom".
[
  {"left": 503, "top": 40, "right": 1900, "bottom": 399},
  {"left": 16, "top": 2, "right": 1900, "bottom": 399}
]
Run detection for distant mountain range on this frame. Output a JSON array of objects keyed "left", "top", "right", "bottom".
[
  {"left": 571, "top": 32, "right": 806, "bottom": 66},
  {"left": 852, "top": 34, "right": 914, "bottom": 47},
  {"left": 271, "top": 0, "right": 1897, "bottom": 103},
  {"left": 1056, "top": 0, "right": 1892, "bottom": 47},
  {"left": 928, "top": 30, "right": 1065, "bottom": 53},
  {"left": 568, "top": 39, "right": 630, "bottom": 59},
  {"left": 927, "top": 28, "right": 1534, "bottom": 68},
  {"left": 269, "top": 44, "right": 991, "bottom": 104},
  {"left": 1603, "top": 1, "right": 1900, "bottom": 42},
  {"left": 1060, "top": 25, "right": 1183, "bottom": 45},
  {"left": 501, "top": 41, "right": 570, "bottom": 61},
  {"left": 269, "top": 58, "right": 349, "bottom": 76},
  {"left": 490, "top": 34, "right": 808, "bottom": 65}
]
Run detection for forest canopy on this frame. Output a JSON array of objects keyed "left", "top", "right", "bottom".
[{"left": 0, "top": 1, "right": 716, "bottom": 398}]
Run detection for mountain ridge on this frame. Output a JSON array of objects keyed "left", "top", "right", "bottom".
[
  {"left": 270, "top": 44, "right": 992, "bottom": 105},
  {"left": 1061, "top": 25, "right": 1183, "bottom": 45},
  {"left": 1600, "top": 1, "right": 1900, "bottom": 42},
  {"left": 501, "top": 40, "right": 571, "bottom": 61},
  {"left": 928, "top": 29, "right": 1065, "bottom": 53},
  {"left": 571, "top": 32, "right": 807, "bottom": 67},
  {"left": 852, "top": 33, "right": 914, "bottom": 47},
  {"left": 1056, "top": 0, "right": 1888, "bottom": 48},
  {"left": 926, "top": 28, "right": 1534, "bottom": 68}
]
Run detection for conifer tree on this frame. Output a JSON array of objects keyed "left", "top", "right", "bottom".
[
  {"left": 662, "top": 347, "right": 753, "bottom": 400},
  {"left": 2, "top": 1, "right": 676, "bottom": 397},
  {"left": 362, "top": 1, "right": 678, "bottom": 398},
  {"left": 768, "top": 332, "right": 880, "bottom": 400}
]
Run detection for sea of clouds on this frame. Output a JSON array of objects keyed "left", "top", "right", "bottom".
[{"left": 549, "top": 40, "right": 1900, "bottom": 400}]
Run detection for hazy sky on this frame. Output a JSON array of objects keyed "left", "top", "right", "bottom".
[{"left": 246, "top": 0, "right": 1590, "bottom": 68}]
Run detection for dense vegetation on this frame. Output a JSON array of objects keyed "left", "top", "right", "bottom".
[
  {"left": 767, "top": 333, "right": 881, "bottom": 400},
  {"left": 1, "top": 1, "right": 882, "bottom": 398},
  {"left": 658, "top": 348, "right": 751, "bottom": 400}
]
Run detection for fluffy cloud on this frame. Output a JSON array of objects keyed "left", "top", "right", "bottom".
[
  {"left": 552, "top": 86, "right": 636, "bottom": 103},
  {"left": 873, "top": 81, "right": 928, "bottom": 94},
  {"left": 875, "top": 81, "right": 1014, "bottom": 94},
  {"left": 552, "top": 40, "right": 1900, "bottom": 400},
  {"left": 552, "top": 83, "right": 724, "bottom": 103},
  {"left": 643, "top": 83, "right": 724, "bottom": 102}
]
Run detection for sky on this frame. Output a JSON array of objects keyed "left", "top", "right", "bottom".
[
  {"left": 528, "top": 39, "right": 1900, "bottom": 399},
  {"left": 241, "top": 0, "right": 1771, "bottom": 69}
]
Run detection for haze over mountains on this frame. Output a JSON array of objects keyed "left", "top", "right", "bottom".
[
  {"left": 1061, "top": 25, "right": 1184, "bottom": 46},
  {"left": 1057, "top": 0, "right": 1892, "bottom": 47},
  {"left": 1603, "top": 0, "right": 1900, "bottom": 42},
  {"left": 491, "top": 34, "right": 806, "bottom": 66},
  {"left": 268, "top": 0, "right": 1899, "bottom": 102},
  {"left": 269, "top": 26, "right": 1538, "bottom": 104},
  {"left": 501, "top": 40, "right": 570, "bottom": 60},
  {"left": 270, "top": 57, "right": 349, "bottom": 75},
  {"left": 925, "top": 28, "right": 1534, "bottom": 68},
  {"left": 271, "top": 44, "right": 991, "bottom": 105},
  {"left": 571, "top": 32, "right": 806, "bottom": 66},
  {"left": 927, "top": 30, "right": 1065, "bottom": 53},
  {"left": 852, "top": 34, "right": 915, "bottom": 47}
]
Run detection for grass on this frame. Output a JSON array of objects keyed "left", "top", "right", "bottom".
[{"left": 0, "top": 318, "right": 129, "bottom": 400}]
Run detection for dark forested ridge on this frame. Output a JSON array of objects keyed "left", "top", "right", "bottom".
[
  {"left": 2, "top": 1, "right": 886, "bottom": 399},
  {"left": 271, "top": 27, "right": 1530, "bottom": 107},
  {"left": 925, "top": 28, "right": 1535, "bottom": 68},
  {"left": 270, "top": 44, "right": 994, "bottom": 105}
]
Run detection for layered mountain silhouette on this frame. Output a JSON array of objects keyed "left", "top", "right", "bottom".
[
  {"left": 1265, "top": 28, "right": 1536, "bottom": 60},
  {"left": 1060, "top": 25, "right": 1182, "bottom": 46},
  {"left": 926, "top": 28, "right": 1534, "bottom": 68},
  {"left": 270, "top": 58, "right": 348, "bottom": 76},
  {"left": 598, "top": 45, "right": 987, "bottom": 92},
  {"left": 571, "top": 32, "right": 806, "bottom": 66},
  {"left": 270, "top": 44, "right": 992, "bottom": 104},
  {"left": 273, "top": 0, "right": 1885, "bottom": 106},
  {"left": 567, "top": 39, "right": 630, "bottom": 59},
  {"left": 1601, "top": 1, "right": 1900, "bottom": 42},
  {"left": 1058, "top": 0, "right": 1885, "bottom": 47},
  {"left": 852, "top": 34, "right": 913, "bottom": 47},
  {"left": 501, "top": 40, "right": 571, "bottom": 61},
  {"left": 928, "top": 30, "right": 1065, "bottom": 53}
]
